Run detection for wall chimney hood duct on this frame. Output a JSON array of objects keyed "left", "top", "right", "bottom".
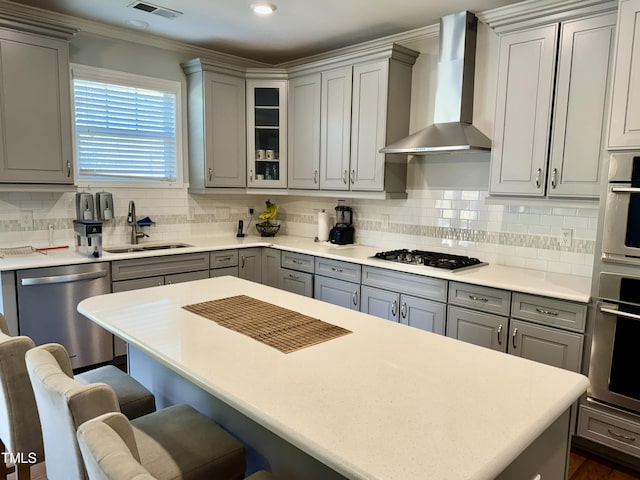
[{"left": 380, "top": 11, "right": 491, "bottom": 154}]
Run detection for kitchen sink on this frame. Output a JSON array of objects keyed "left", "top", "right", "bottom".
[{"left": 104, "top": 243, "right": 192, "bottom": 254}]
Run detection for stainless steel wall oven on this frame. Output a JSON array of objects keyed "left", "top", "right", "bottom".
[
  {"left": 602, "top": 153, "right": 640, "bottom": 265},
  {"left": 589, "top": 272, "right": 640, "bottom": 415}
]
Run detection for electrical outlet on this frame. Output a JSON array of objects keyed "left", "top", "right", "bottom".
[
  {"left": 249, "top": 208, "right": 254, "bottom": 215},
  {"left": 19, "top": 210, "right": 33, "bottom": 229},
  {"left": 560, "top": 228, "right": 573, "bottom": 247},
  {"left": 381, "top": 214, "right": 390, "bottom": 230}
]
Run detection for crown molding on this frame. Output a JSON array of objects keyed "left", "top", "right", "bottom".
[
  {"left": 0, "top": 0, "right": 268, "bottom": 68},
  {"left": 478, "top": 0, "right": 617, "bottom": 33},
  {"left": 0, "top": 3, "right": 77, "bottom": 39}
]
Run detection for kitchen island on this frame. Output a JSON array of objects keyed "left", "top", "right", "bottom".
[{"left": 78, "top": 276, "right": 589, "bottom": 480}]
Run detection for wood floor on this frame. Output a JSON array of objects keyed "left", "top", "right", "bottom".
[
  {"left": 7, "top": 447, "right": 640, "bottom": 479},
  {"left": 569, "top": 448, "right": 640, "bottom": 480}
]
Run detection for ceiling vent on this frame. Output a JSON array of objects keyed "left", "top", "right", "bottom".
[{"left": 128, "top": 2, "right": 183, "bottom": 19}]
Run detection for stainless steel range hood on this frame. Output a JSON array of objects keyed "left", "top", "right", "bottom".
[{"left": 381, "top": 11, "right": 491, "bottom": 155}]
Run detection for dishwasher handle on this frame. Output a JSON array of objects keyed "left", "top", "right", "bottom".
[{"left": 21, "top": 270, "right": 108, "bottom": 286}]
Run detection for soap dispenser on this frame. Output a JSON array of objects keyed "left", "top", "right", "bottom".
[{"left": 95, "top": 192, "right": 114, "bottom": 221}]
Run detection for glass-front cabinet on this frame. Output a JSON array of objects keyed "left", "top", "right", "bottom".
[{"left": 246, "top": 79, "right": 287, "bottom": 188}]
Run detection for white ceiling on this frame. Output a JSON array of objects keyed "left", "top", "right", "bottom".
[{"left": 9, "top": 0, "right": 528, "bottom": 64}]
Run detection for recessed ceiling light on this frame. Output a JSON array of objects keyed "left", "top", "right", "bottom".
[
  {"left": 251, "top": 2, "right": 277, "bottom": 15},
  {"left": 126, "top": 19, "right": 150, "bottom": 29}
]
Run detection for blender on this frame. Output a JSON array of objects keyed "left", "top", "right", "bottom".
[{"left": 329, "top": 200, "right": 355, "bottom": 245}]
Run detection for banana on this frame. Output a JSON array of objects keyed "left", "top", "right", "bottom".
[{"left": 258, "top": 200, "right": 277, "bottom": 221}]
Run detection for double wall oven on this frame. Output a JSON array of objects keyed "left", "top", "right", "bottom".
[{"left": 589, "top": 153, "right": 640, "bottom": 418}]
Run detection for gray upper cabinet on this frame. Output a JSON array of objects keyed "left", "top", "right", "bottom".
[
  {"left": 320, "top": 66, "right": 352, "bottom": 190},
  {"left": 0, "top": 29, "right": 74, "bottom": 184},
  {"left": 491, "top": 11, "right": 615, "bottom": 198},
  {"left": 608, "top": 0, "right": 640, "bottom": 148},
  {"left": 182, "top": 60, "right": 247, "bottom": 189},
  {"left": 548, "top": 13, "right": 616, "bottom": 197},
  {"left": 490, "top": 24, "right": 558, "bottom": 196},
  {"left": 288, "top": 73, "right": 321, "bottom": 189}
]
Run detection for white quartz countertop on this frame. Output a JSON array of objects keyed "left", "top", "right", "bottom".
[
  {"left": 0, "top": 233, "right": 592, "bottom": 302},
  {"left": 78, "top": 277, "right": 590, "bottom": 480}
]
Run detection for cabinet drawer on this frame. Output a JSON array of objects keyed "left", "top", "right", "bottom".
[
  {"left": 112, "top": 276, "right": 164, "bottom": 291},
  {"left": 112, "top": 252, "right": 210, "bottom": 281},
  {"left": 281, "top": 251, "right": 314, "bottom": 273},
  {"left": 511, "top": 293, "right": 586, "bottom": 332},
  {"left": 579, "top": 405, "right": 640, "bottom": 458},
  {"left": 210, "top": 249, "right": 238, "bottom": 268},
  {"left": 315, "top": 257, "right": 361, "bottom": 283},
  {"left": 448, "top": 282, "right": 511, "bottom": 316},
  {"left": 165, "top": 270, "right": 209, "bottom": 285},
  {"left": 210, "top": 266, "right": 239, "bottom": 278},
  {"left": 281, "top": 268, "right": 313, "bottom": 297},
  {"left": 362, "top": 266, "right": 447, "bottom": 302}
]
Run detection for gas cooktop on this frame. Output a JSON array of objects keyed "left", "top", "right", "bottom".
[{"left": 372, "top": 249, "right": 487, "bottom": 271}]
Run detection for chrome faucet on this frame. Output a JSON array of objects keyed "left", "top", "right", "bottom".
[{"left": 127, "top": 200, "right": 148, "bottom": 244}]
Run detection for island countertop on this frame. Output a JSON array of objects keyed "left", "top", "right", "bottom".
[{"left": 78, "top": 276, "right": 589, "bottom": 480}]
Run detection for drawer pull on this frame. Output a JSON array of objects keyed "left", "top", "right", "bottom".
[
  {"left": 469, "top": 295, "right": 489, "bottom": 303},
  {"left": 331, "top": 267, "right": 344, "bottom": 273},
  {"left": 497, "top": 324, "right": 503, "bottom": 345},
  {"left": 289, "top": 273, "right": 299, "bottom": 280},
  {"left": 535, "top": 308, "right": 559, "bottom": 317},
  {"left": 607, "top": 429, "right": 636, "bottom": 442},
  {"left": 292, "top": 259, "right": 301, "bottom": 264},
  {"left": 217, "top": 256, "right": 231, "bottom": 262}
]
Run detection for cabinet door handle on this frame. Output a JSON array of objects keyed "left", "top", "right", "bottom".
[
  {"left": 401, "top": 302, "right": 407, "bottom": 319},
  {"left": 535, "top": 168, "right": 542, "bottom": 188},
  {"left": 535, "top": 308, "right": 559, "bottom": 317},
  {"left": 551, "top": 168, "right": 558, "bottom": 189},
  {"left": 352, "top": 290, "right": 358, "bottom": 306},
  {"left": 391, "top": 300, "right": 397, "bottom": 317},
  {"left": 469, "top": 295, "right": 489, "bottom": 303},
  {"left": 67, "top": 161, "right": 72, "bottom": 178},
  {"left": 249, "top": 169, "right": 254, "bottom": 183},
  {"left": 241, "top": 255, "right": 245, "bottom": 269},
  {"left": 350, "top": 169, "right": 355, "bottom": 184},
  {"left": 607, "top": 429, "right": 636, "bottom": 442},
  {"left": 342, "top": 170, "right": 348, "bottom": 185},
  {"left": 512, "top": 327, "right": 518, "bottom": 349},
  {"left": 314, "top": 170, "right": 318, "bottom": 184},
  {"left": 497, "top": 324, "right": 503, "bottom": 345},
  {"left": 208, "top": 167, "right": 213, "bottom": 181}
]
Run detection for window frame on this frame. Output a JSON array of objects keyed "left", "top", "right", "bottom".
[{"left": 70, "top": 64, "right": 186, "bottom": 189}]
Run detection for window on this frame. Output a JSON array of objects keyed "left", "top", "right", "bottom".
[{"left": 71, "top": 65, "right": 182, "bottom": 185}]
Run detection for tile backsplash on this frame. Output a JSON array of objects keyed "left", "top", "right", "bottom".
[{"left": 0, "top": 187, "right": 598, "bottom": 277}]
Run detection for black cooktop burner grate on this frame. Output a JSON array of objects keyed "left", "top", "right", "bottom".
[{"left": 373, "top": 249, "right": 487, "bottom": 271}]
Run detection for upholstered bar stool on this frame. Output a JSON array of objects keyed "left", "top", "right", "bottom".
[
  {"left": 26, "top": 343, "right": 247, "bottom": 480},
  {"left": 77, "top": 412, "right": 278, "bottom": 480},
  {"left": 0, "top": 313, "right": 155, "bottom": 479},
  {"left": 0, "top": 315, "right": 43, "bottom": 480}
]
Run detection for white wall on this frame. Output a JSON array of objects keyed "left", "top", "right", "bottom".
[{"left": 0, "top": 23, "right": 598, "bottom": 277}]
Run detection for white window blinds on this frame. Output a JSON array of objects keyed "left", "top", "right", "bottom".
[{"left": 73, "top": 76, "right": 179, "bottom": 183}]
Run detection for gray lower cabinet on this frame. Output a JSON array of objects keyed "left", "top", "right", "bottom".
[
  {"left": 314, "top": 257, "right": 361, "bottom": 310},
  {"left": 111, "top": 253, "right": 210, "bottom": 355},
  {"left": 578, "top": 404, "right": 640, "bottom": 458},
  {"left": 314, "top": 275, "right": 360, "bottom": 310},
  {"left": 361, "top": 285, "right": 445, "bottom": 334},
  {"left": 210, "top": 249, "right": 239, "bottom": 278},
  {"left": 261, "top": 248, "right": 281, "bottom": 288},
  {"left": 280, "top": 251, "right": 314, "bottom": 297},
  {"left": 238, "top": 248, "right": 262, "bottom": 283},
  {"left": 508, "top": 319, "right": 582, "bottom": 372},
  {"left": 446, "top": 306, "right": 507, "bottom": 352}
]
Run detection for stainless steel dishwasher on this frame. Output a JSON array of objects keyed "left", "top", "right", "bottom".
[{"left": 17, "top": 262, "right": 113, "bottom": 369}]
